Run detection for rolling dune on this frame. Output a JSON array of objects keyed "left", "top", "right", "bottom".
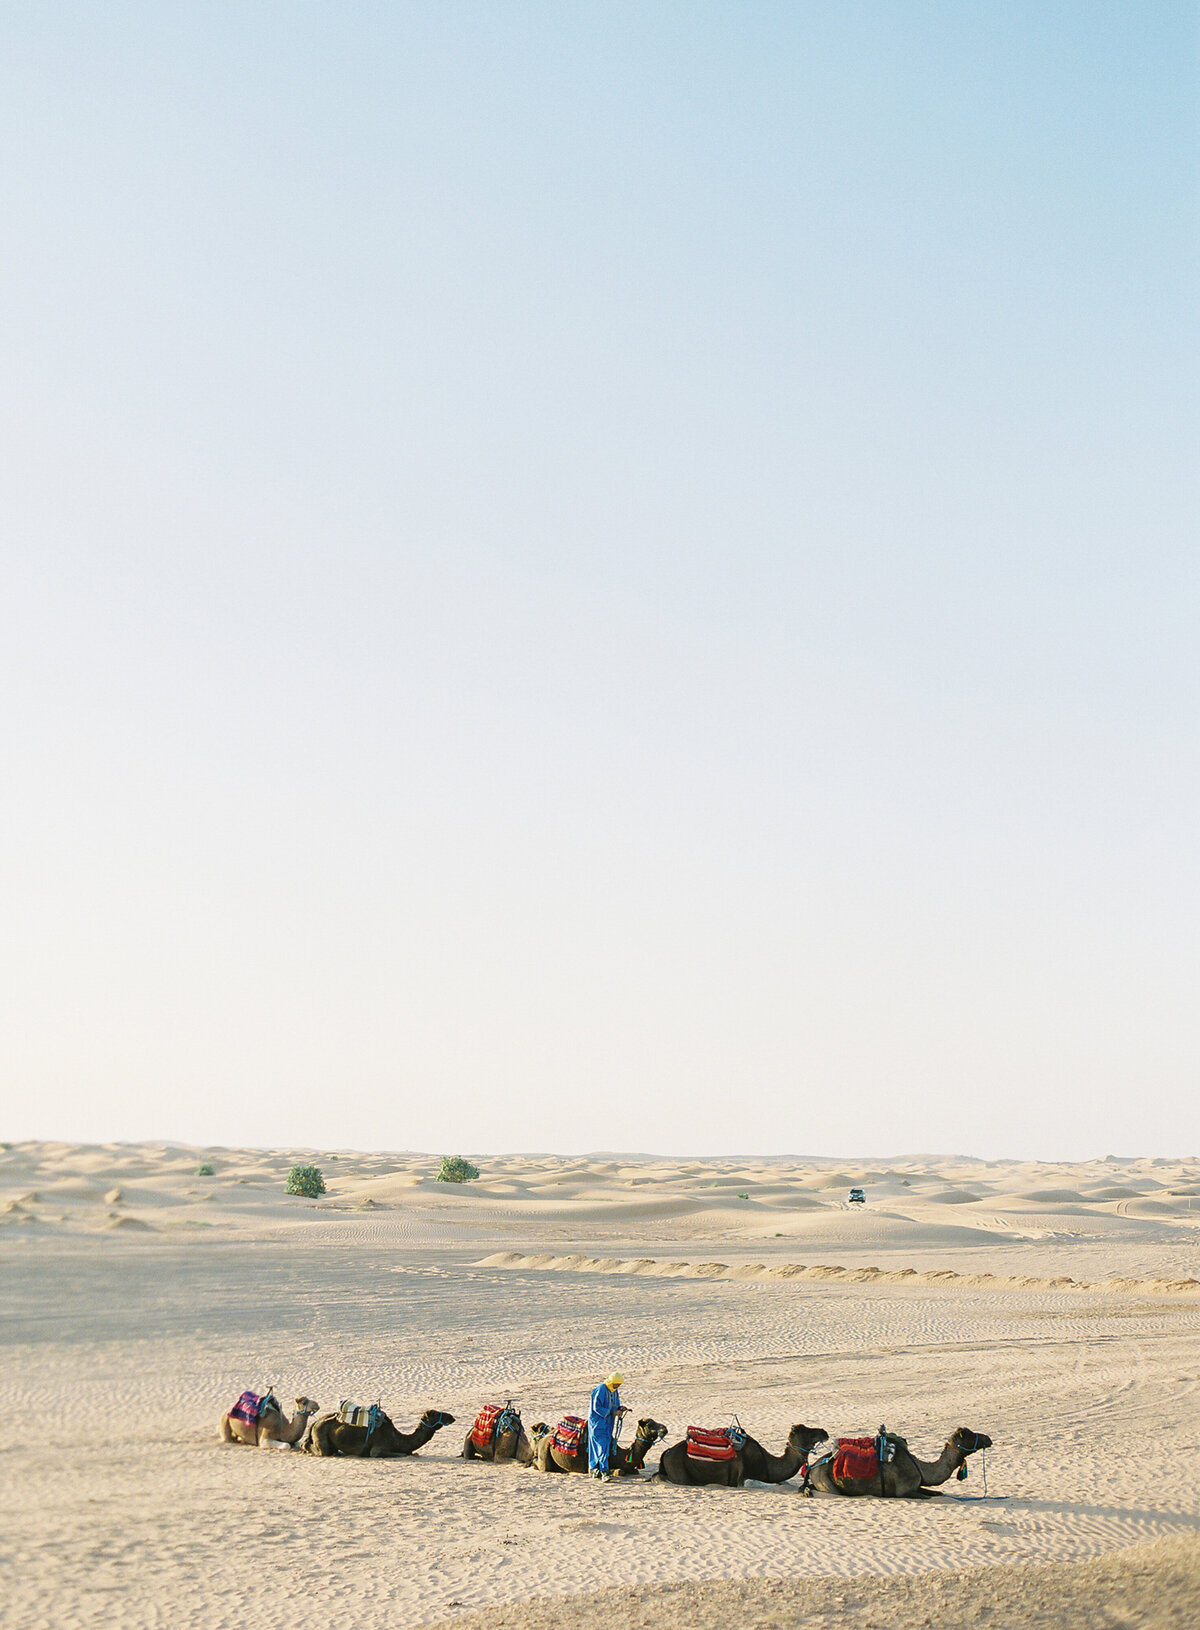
[{"left": 3, "top": 1140, "right": 1199, "bottom": 1629}]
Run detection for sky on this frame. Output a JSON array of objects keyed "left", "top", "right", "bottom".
[{"left": 1, "top": 2, "right": 1197, "bottom": 1159}]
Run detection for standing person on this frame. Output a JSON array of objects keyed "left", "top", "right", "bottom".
[{"left": 588, "top": 1372, "right": 628, "bottom": 1479}]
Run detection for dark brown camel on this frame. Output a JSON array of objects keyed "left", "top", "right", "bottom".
[
  {"left": 303, "top": 1407, "right": 455, "bottom": 1458},
  {"left": 741, "top": 1423, "right": 829, "bottom": 1484},
  {"left": 534, "top": 1416, "right": 668, "bottom": 1475},
  {"left": 656, "top": 1433, "right": 744, "bottom": 1486},
  {"left": 656, "top": 1422, "right": 827, "bottom": 1487},
  {"left": 806, "top": 1426, "right": 992, "bottom": 1498},
  {"left": 461, "top": 1407, "right": 542, "bottom": 1466}
]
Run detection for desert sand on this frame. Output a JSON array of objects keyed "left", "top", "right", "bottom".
[{"left": 3, "top": 1142, "right": 1199, "bottom": 1628}]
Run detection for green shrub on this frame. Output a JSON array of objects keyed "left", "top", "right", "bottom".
[
  {"left": 286, "top": 1164, "right": 326, "bottom": 1198},
  {"left": 736, "top": 1191, "right": 749, "bottom": 1200},
  {"left": 436, "top": 1155, "right": 480, "bottom": 1183},
  {"left": 195, "top": 1164, "right": 214, "bottom": 1177}
]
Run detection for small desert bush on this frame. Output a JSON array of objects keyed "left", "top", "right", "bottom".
[
  {"left": 286, "top": 1164, "right": 326, "bottom": 1198},
  {"left": 436, "top": 1155, "right": 480, "bottom": 1183},
  {"left": 195, "top": 1163, "right": 214, "bottom": 1177},
  {"left": 736, "top": 1191, "right": 749, "bottom": 1200}
]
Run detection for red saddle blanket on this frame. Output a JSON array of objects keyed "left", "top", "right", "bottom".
[
  {"left": 832, "top": 1437, "right": 880, "bottom": 1482},
  {"left": 686, "top": 1426, "right": 738, "bottom": 1462},
  {"left": 552, "top": 1415, "right": 586, "bottom": 1455},
  {"left": 471, "top": 1405, "right": 504, "bottom": 1449}
]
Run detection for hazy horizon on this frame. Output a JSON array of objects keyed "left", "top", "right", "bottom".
[
  {"left": 7, "top": 1138, "right": 1198, "bottom": 1170},
  {"left": 2, "top": 3, "right": 1197, "bottom": 1162}
]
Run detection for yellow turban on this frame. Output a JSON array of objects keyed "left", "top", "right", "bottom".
[{"left": 607, "top": 1373, "right": 624, "bottom": 1389}]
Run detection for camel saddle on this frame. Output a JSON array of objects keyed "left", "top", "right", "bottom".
[
  {"left": 229, "top": 1390, "right": 272, "bottom": 1426},
  {"left": 337, "top": 1400, "right": 380, "bottom": 1431},
  {"left": 471, "top": 1403, "right": 518, "bottom": 1450},
  {"left": 831, "top": 1436, "right": 880, "bottom": 1482},
  {"left": 551, "top": 1415, "right": 586, "bottom": 1454},
  {"left": 685, "top": 1425, "right": 745, "bottom": 1462}
]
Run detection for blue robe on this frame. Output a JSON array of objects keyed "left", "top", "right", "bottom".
[{"left": 588, "top": 1382, "right": 621, "bottom": 1473}]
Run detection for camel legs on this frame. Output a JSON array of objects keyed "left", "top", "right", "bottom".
[{"left": 258, "top": 1430, "right": 299, "bottom": 1450}]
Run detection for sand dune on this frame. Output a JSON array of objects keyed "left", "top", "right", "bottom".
[
  {"left": 3, "top": 1140, "right": 1199, "bottom": 1630},
  {"left": 477, "top": 1249, "right": 1200, "bottom": 1296}
]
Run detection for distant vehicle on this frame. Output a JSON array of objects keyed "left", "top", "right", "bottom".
[{"left": 847, "top": 1187, "right": 866, "bottom": 1205}]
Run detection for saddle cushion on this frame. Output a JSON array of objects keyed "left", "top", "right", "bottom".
[
  {"left": 552, "top": 1415, "right": 586, "bottom": 1455},
  {"left": 229, "top": 1391, "right": 265, "bottom": 1426},
  {"left": 337, "top": 1401, "right": 377, "bottom": 1429},
  {"left": 832, "top": 1436, "right": 880, "bottom": 1482},
  {"left": 686, "top": 1426, "right": 740, "bottom": 1462},
  {"left": 471, "top": 1404, "right": 505, "bottom": 1449}
]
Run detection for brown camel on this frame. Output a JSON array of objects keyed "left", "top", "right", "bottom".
[
  {"left": 461, "top": 1404, "right": 541, "bottom": 1466},
  {"left": 741, "top": 1423, "right": 829, "bottom": 1484},
  {"left": 534, "top": 1416, "right": 668, "bottom": 1475},
  {"left": 303, "top": 1407, "right": 456, "bottom": 1458},
  {"left": 656, "top": 1422, "right": 826, "bottom": 1487},
  {"left": 805, "top": 1426, "right": 992, "bottom": 1498},
  {"left": 221, "top": 1393, "right": 319, "bottom": 1448}
]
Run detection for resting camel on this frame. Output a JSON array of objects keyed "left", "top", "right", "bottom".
[
  {"left": 461, "top": 1407, "right": 542, "bottom": 1466},
  {"left": 534, "top": 1416, "right": 669, "bottom": 1475},
  {"left": 303, "top": 1407, "right": 456, "bottom": 1458},
  {"left": 741, "top": 1423, "right": 829, "bottom": 1484},
  {"left": 221, "top": 1393, "right": 320, "bottom": 1448},
  {"left": 805, "top": 1426, "right": 992, "bottom": 1498},
  {"left": 656, "top": 1423, "right": 827, "bottom": 1487}
]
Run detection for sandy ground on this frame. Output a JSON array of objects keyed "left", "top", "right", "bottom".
[
  {"left": 424, "top": 1533, "right": 1200, "bottom": 1629},
  {"left": 3, "top": 1142, "right": 1199, "bottom": 1629}
]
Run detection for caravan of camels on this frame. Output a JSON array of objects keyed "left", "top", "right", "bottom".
[{"left": 220, "top": 1388, "right": 992, "bottom": 1497}]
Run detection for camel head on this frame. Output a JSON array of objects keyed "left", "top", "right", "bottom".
[
  {"left": 789, "top": 1423, "right": 829, "bottom": 1457},
  {"left": 419, "top": 1409, "right": 456, "bottom": 1430},
  {"left": 633, "top": 1417, "right": 668, "bottom": 1445},
  {"left": 529, "top": 1421, "right": 550, "bottom": 1440},
  {"left": 294, "top": 1397, "right": 320, "bottom": 1417},
  {"left": 951, "top": 1427, "right": 992, "bottom": 1457}
]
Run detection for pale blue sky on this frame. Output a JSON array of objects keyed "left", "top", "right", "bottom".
[{"left": 2, "top": 3, "right": 1197, "bottom": 1156}]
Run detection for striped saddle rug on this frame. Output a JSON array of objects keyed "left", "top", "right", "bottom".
[
  {"left": 551, "top": 1415, "right": 586, "bottom": 1455},
  {"left": 471, "top": 1404, "right": 518, "bottom": 1449},
  {"left": 229, "top": 1390, "right": 273, "bottom": 1426},
  {"left": 831, "top": 1436, "right": 880, "bottom": 1481},
  {"left": 685, "top": 1425, "right": 744, "bottom": 1462},
  {"left": 337, "top": 1401, "right": 380, "bottom": 1430}
]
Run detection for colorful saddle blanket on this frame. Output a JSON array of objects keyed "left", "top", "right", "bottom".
[
  {"left": 551, "top": 1415, "right": 586, "bottom": 1455},
  {"left": 831, "top": 1436, "right": 880, "bottom": 1482},
  {"left": 686, "top": 1425, "right": 744, "bottom": 1462},
  {"left": 338, "top": 1401, "right": 380, "bottom": 1430},
  {"left": 471, "top": 1404, "right": 517, "bottom": 1449},
  {"left": 230, "top": 1390, "right": 270, "bottom": 1426}
]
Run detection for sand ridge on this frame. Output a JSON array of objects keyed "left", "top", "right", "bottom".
[{"left": 477, "top": 1249, "right": 1200, "bottom": 1297}]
